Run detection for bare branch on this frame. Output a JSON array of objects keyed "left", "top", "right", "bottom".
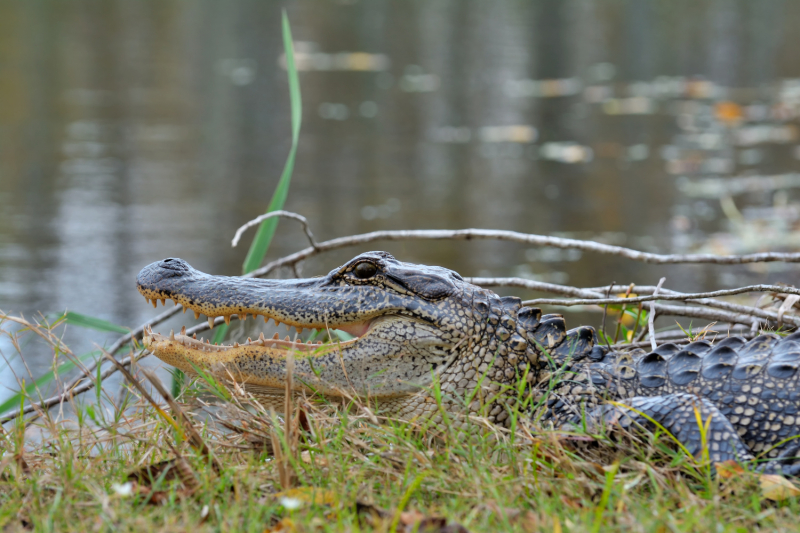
[
  {"left": 249, "top": 226, "right": 800, "bottom": 266},
  {"left": 520, "top": 285, "right": 800, "bottom": 306},
  {"left": 231, "top": 210, "right": 318, "bottom": 250},
  {"left": 470, "top": 277, "right": 799, "bottom": 327}
]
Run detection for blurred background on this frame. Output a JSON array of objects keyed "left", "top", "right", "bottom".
[{"left": 2, "top": 1, "right": 800, "bottom": 387}]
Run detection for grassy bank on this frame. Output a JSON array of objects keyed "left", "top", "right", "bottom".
[{"left": 1, "top": 345, "right": 799, "bottom": 533}]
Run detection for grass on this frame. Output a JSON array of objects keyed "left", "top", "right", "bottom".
[{"left": 1, "top": 318, "right": 800, "bottom": 532}]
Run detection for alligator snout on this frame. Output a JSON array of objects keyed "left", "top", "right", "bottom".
[{"left": 136, "top": 258, "right": 198, "bottom": 300}]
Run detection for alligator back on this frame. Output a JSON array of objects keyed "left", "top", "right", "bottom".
[{"left": 543, "top": 332, "right": 800, "bottom": 457}]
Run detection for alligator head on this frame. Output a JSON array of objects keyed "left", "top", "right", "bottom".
[{"left": 136, "top": 252, "right": 590, "bottom": 425}]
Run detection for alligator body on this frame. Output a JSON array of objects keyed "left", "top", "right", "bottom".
[{"left": 137, "top": 252, "right": 800, "bottom": 474}]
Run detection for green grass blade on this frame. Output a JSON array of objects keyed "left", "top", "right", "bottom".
[
  {"left": 63, "top": 312, "right": 129, "bottom": 334},
  {"left": 0, "top": 350, "right": 100, "bottom": 415},
  {"left": 242, "top": 10, "right": 302, "bottom": 274},
  {"left": 212, "top": 324, "right": 228, "bottom": 345}
]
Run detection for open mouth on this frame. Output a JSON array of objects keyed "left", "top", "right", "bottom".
[{"left": 138, "top": 292, "right": 374, "bottom": 354}]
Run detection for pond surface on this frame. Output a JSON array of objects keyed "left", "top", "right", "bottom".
[{"left": 2, "top": 1, "right": 800, "bottom": 386}]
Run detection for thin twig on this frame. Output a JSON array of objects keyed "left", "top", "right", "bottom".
[
  {"left": 0, "top": 349, "right": 147, "bottom": 425},
  {"left": 600, "top": 282, "right": 615, "bottom": 349},
  {"left": 649, "top": 278, "right": 666, "bottom": 350},
  {"left": 231, "top": 210, "right": 319, "bottom": 250},
  {"left": 471, "top": 278, "right": 799, "bottom": 327},
  {"left": 518, "top": 285, "right": 800, "bottom": 307}
]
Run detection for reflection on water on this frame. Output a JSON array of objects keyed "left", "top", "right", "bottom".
[{"left": 2, "top": 1, "right": 800, "bottom": 381}]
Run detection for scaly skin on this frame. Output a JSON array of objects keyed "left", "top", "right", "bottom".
[{"left": 136, "top": 252, "right": 800, "bottom": 474}]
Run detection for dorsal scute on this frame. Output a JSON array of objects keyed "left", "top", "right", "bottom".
[
  {"left": 715, "top": 336, "right": 746, "bottom": 350},
  {"left": 499, "top": 296, "right": 522, "bottom": 315},
  {"left": 529, "top": 315, "right": 567, "bottom": 352},
  {"left": 638, "top": 351, "right": 668, "bottom": 388},
  {"left": 701, "top": 344, "right": 739, "bottom": 380},
  {"left": 667, "top": 349, "right": 703, "bottom": 386},
  {"left": 738, "top": 333, "right": 781, "bottom": 362},
  {"left": 766, "top": 338, "right": 800, "bottom": 379},
  {"left": 683, "top": 340, "right": 712, "bottom": 356},
  {"left": 551, "top": 326, "right": 596, "bottom": 361}
]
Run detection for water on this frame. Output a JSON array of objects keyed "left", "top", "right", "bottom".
[{"left": 2, "top": 1, "right": 800, "bottom": 389}]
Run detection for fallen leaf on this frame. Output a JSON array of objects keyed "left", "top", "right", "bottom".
[
  {"left": 265, "top": 517, "right": 297, "bottom": 533},
  {"left": 300, "top": 450, "right": 328, "bottom": 466},
  {"left": 715, "top": 460, "right": 745, "bottom": 479},
  {"left": 760, "top": 474, "right": 800, "bottom": 501}
]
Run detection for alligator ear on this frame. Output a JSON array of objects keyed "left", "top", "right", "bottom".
[{"left": 386, "top": 268, "right": 454, "bottom": 300}]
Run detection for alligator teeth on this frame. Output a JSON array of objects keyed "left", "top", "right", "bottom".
[
  {"left": 160, "top": 299, "right": 166, "bottom": 306},
  {"left": 259, "top": 332, "right": 266, "bottom": 342},
  {"left": 208, "top": 317, "right": 215, "bottom": 329},
  {"left": 273, "top": 333, "right": 279, "bottom": 340},
  {"left": 246, "top": 337, "right": 252, "bottom": 344},
  {"left": 205, "top": 339, "right": 209, "bottom": 344},
  {"left": 224, "top": 316, "right": 231, "bottom": 326},
  {"left": 263, "top": 316, "right": 269, "bottom": 324},
  {"left": 194, "top": 311, "right": 200, "bottom": 320},
  {"left": 152, "top": 300, "right": 157, "bottom": 309},
  {"left": 182, "top": 307, "right": 187, "bottom": 314},
  {"left": 233, "top": 342, "right": 239, "bottom": 348},
  {"left": 284, "top": 335, "right": 291, "bottom": 341},
  {"left": 169, "top": 330, "right": 175, "bottom": 341},
  {"left": 193, "top": 332, "right": 197, "bottom": 339},
  {"left": 180, "top": 326, "right": 186, "bottom": 335}
]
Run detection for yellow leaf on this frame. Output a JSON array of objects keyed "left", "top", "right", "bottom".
[
  {"left": 553, "top": 515, "right": 562, "bottom": 533},
  {"left": 760, "top": 474, "right": 800, "bottom": 501}
]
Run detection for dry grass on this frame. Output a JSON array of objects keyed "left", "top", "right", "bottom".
[{"left": 1, "top": 317, "right": 800, "bottom": 532}]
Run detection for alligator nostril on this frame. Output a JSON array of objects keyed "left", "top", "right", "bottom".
[{"left": 163, "top": 258, "right": 173, "bottom": 263}]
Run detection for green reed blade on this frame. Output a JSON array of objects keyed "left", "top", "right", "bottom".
[
  {"left": 62, "top": 312, "right": 129, "bottom": 334},
  {"left": 241, "top": 10, "right": 302, "bottom": 275}
]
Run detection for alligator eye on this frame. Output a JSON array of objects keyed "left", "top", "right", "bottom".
[{"left": 353, "top": 262, "right": 378, "bottom": 279}]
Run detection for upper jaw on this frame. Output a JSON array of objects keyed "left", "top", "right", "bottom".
[{"left": 137, "top": 259, "right": 396, "bottom": 331}]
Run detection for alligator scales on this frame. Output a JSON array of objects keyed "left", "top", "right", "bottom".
[{"left": 136, "top": 252, "right": 800, "bottom": 475}]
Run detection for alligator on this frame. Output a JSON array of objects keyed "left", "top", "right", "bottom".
[{"left": 136, "top": 252, "right": 800, "bottom": 475}]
